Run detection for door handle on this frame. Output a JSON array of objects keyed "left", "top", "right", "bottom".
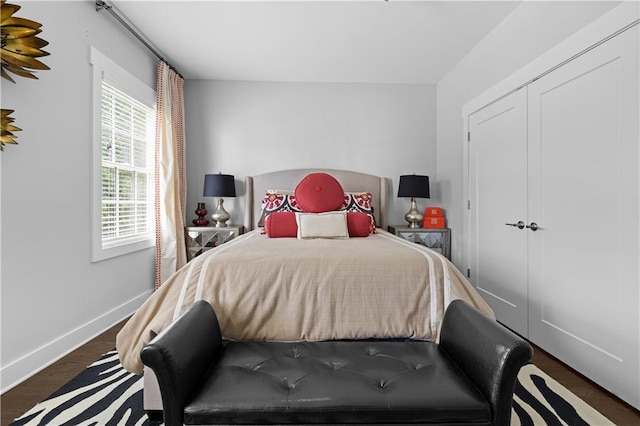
[
  {"left": 505, "top": 221, "right": 525, "bottom": 229},
  {"left": 526, "top": 222, "right": 540, "bottom": 231}
]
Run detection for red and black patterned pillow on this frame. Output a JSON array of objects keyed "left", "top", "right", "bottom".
[
  {"left": 258, "top": 191, "right": 301, "bottom": 229},
  {"left": 340, "top": 192, "right": 376, "bottom": 234},
  {"left": 259, "top": 191, "right": 376, "bottom": 234}
]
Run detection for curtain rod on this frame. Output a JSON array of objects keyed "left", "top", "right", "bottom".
[{"left": 95, "top": 0, "right": 184, "bottom": 79}]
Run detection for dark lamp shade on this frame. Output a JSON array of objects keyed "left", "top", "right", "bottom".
[
  {"left": 398, "top": 175, "right": 430, "bottom": 198},
  {"left": 203, "top": 174, "right": 236, "bottom": 197}
]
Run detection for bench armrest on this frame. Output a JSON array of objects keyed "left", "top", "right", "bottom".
[
  {"left": 439, "top": 300, "right": 533, "bottom": 426},
  {"left": 140, "top": 300, "right": 223, "bottom": 426}
]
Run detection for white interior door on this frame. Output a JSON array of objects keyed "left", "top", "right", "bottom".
[
  {"left": 527, "top": 25, "right": 639, "bottom": 405},
  {"left": 468, "top": 88, "right": 529, "bottom": 337}
]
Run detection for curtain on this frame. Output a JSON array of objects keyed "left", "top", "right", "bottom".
[{"left": 154, "top": 62, "right": 187, "bottom": 288}]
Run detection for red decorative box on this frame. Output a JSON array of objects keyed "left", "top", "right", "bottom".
[
  {"left": 423, "top": 216, "right": 446, "bottom": 228},
  {"left": 424, "top": 207, "right": 444, "bottom": 217}
]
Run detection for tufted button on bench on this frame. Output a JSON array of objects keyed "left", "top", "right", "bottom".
[{"left": 141, "top": 300, "right": 532, "bottom": 426}]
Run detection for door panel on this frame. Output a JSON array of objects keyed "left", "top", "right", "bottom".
[
  {"left": 468, "top": 89, "right": 528, "bottom": 337},
  {"left": 528, "top": 26, "right": 639, "bottom": 403}
]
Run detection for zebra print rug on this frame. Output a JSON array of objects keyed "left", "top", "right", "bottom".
[{"left": 10, "top": 350, "right": 614, "bottom": 426}]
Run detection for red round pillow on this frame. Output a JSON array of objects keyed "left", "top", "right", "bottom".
[{"left": 294, "top": 173, "right": 344, "bottom": 213}]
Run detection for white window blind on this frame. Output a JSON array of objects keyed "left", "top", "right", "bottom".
[{"left": 100, "top": 82, "right": 155, "bottom": 247}]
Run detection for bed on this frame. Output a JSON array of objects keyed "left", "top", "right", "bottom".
[{"left": 115, "top": 168, "right": 494, "bottom": 414}]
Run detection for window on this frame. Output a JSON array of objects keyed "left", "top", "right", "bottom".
[{"left": 91, "top": 48, "right": 156, "bottom": 262}]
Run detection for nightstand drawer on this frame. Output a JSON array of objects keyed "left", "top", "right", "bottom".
[{"left": 388, "top": 226, "right": 451, "bottom": 260}]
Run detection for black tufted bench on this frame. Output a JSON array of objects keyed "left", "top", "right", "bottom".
[{"left": 141, "top": 300, "right": 532, "bottom": 426}]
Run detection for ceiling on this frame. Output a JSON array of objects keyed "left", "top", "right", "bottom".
[{"left": 110, "top": 1, "right": 523, "bottom": 84}]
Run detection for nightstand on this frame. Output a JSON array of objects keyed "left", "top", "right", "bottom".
[
  {"left": 184, "top": 225, "right": 244, "bottom": 261},
  {"left": 388, "top": 225, "right": 451, "bottom": 260}
]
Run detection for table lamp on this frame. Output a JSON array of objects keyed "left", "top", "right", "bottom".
[
  {"left": 398, "top": 174, "right": 430, "bottom": 228},
  {"left": 203, "top": 173, "right": 236, "bottom": 227}
]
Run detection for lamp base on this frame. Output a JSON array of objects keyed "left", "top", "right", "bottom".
[
  {"left": 404, "top": 198, "right": 424, "bottom": 229},
  {"left": 210, "top": 198, "right": 230, "bottom": 227}
]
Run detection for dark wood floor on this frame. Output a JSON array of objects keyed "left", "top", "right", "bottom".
[
  {"left": 532, "top": 348, "right": 640, "bottom": 425},
  {"left": 1, "top": 319, "right": 128, "bottom": 426},
  {"left": 2, "top": 319, "right": 640, "bottom": 426}
]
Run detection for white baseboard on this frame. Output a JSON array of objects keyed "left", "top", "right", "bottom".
[{"left": 0, "top": 290, "right": 153, "bottom": 394}]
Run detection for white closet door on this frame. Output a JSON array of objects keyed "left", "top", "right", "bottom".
[
  {"left": 468, "top": 89, "right": 528, "bottom": 337},
  {"left": 528, "top": 25, "right": 639, "bottom": 404}
]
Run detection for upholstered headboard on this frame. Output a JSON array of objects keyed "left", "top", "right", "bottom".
[{"left": 244, "top": 169, "right": 388, "bottom": 231}]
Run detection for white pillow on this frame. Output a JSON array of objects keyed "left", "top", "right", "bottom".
[{"left": 296, "top": 211, "right": 349, "bottom": 239}]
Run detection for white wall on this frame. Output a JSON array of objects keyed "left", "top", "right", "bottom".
[
  {"left": 1, "top": 1, "right": 157, "bottom": 392},
  {"left": 184, "top": 81, "right": 437, "bottom": 227},
  {"left": 436, "top": 0, "right": 622, "bottom": 267}
]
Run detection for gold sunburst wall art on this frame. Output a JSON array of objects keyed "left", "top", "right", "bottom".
[
  {"left": 1, "top": 109, "right": 20, "bottom": 148},
  {"left": 1, "top": 0, "right": 50, "bottom": 150}
]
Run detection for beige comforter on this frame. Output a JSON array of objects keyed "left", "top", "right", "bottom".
[{"left": 117, "top": 229, "right": 494, "bottom": 374}]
